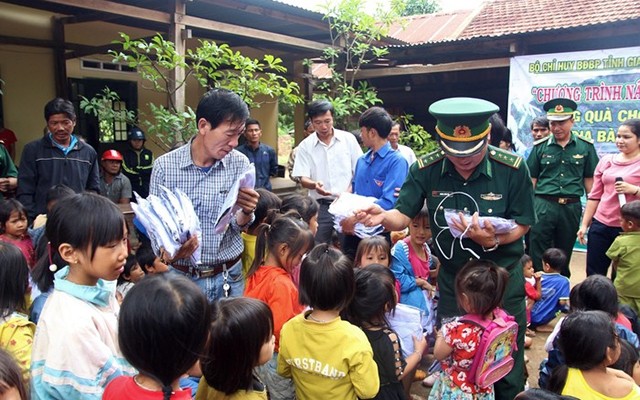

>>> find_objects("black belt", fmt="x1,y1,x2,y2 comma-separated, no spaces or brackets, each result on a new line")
536,195,580,205
172,255,241,278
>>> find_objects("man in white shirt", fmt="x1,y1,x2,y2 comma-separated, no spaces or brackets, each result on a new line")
292,100,363,244
389,122,417,167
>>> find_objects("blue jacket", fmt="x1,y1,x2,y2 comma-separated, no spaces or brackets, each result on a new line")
236,143,277,190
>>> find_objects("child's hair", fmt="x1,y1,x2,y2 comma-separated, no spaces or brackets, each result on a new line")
299,244,354,311
412,203,430,225
45,184,75,210
520,254,532,267
201,297,273,395
455,259,509,316
117,255,139,286
570,275,619,318
0,199,26,233
32,233,57,293
280,194,319,225
548,310,618,393
542,248,567,272
248,212,314,276
34,193,126,274
620,200,640,225
119,274,210,400
0,348,27,400
344,264,397,328
0,242,29,318
353,236,390,268
247,188,282,232
135,243,157,274
611,338,639,377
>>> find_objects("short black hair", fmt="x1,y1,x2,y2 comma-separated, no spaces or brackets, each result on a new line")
621,200,640,225
119,274,210,398
245,118,260,128
344,264,397,328
530,116,550,130
299,244,354,311
117,255,139,286
0,199,27,233
558,310,618,369
520,254,532,267
196,88,249,131
45,184,75,206
0,242,30,318
201,297,273,395
571,274,619,318
307,100,334,120
135,244,158,273
280,194,318,225
44,98,76,121
304,119,313,131
359,106,393,139
542,248,567,272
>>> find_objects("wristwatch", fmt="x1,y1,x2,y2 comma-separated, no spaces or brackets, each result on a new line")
483,236,500,252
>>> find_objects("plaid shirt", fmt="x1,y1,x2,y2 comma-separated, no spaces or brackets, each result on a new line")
150,141,251,268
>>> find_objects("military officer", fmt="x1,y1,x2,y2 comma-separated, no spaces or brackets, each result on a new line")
527,98,599,276
357,97,536,400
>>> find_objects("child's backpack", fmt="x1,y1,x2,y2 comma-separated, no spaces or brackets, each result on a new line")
459,308,518,388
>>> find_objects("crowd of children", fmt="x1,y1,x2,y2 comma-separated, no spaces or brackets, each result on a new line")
1,185,640,400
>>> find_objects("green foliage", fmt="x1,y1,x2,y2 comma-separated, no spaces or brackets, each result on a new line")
308,0,404,129
398,114,439,157
400,0,440,16
79,88,137,143
79,33,303,150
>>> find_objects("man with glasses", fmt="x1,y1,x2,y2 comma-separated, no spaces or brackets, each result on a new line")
17,98,100,221
292,100,363,244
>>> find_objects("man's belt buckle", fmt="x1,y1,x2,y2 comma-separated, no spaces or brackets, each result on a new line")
558,197,568,205
197,267,220,279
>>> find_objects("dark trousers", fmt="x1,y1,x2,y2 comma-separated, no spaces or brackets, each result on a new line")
529,198,581,277
586,218,622,279
315,201,336,246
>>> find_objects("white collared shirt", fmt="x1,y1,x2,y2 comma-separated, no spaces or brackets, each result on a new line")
292,129,363,200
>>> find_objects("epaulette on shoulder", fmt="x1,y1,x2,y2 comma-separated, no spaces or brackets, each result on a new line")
575,134,594,144
533,136,550,146
489,146,523,169
417,148,445,169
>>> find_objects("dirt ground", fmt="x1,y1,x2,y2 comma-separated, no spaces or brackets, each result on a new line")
409,251,588,399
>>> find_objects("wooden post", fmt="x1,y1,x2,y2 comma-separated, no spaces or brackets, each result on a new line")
169,0,186,143
52,17,68,99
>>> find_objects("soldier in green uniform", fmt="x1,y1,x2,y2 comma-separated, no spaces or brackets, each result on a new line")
527,98,599,276
357,97,535,400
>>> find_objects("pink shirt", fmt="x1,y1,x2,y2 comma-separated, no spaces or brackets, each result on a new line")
589,154,640,227
0,235,35,267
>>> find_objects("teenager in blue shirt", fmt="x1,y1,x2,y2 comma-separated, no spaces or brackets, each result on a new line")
341,107,409,259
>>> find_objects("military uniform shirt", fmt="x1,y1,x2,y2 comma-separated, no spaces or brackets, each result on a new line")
527,133,598,197
395,146,536,318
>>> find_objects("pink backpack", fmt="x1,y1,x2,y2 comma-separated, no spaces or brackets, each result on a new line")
459,308,518,388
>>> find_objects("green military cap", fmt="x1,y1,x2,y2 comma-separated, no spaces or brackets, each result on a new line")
544,98,577,121
428,97,499,157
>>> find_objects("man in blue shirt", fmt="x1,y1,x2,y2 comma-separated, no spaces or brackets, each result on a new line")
341,107,409,259
236,118,278,191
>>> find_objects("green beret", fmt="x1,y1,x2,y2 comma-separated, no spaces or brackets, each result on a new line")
544,98,577,121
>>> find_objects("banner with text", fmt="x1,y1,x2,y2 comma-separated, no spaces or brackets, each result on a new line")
507,47,640,156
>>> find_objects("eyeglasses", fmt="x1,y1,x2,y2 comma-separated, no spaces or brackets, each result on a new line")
48,119,74,128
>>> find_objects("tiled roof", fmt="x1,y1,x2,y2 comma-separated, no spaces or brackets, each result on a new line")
388,0,640,45
460,0,640,39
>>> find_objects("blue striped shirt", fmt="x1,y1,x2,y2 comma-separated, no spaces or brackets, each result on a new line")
150,141,251,267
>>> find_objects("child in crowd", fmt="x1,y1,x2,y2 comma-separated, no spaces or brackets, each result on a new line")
29,184,75,248
607,200,640,314
0,243,35,382
277,244,380,400
390,205,438,334
354,236,391,268
280,194,319,236
0,199,35,268
29,236,55,324
242,188,282,277
530,248,570,329
344,265,427,400
0,348,28,400
244,213,314,400
611,339,640,385
522,254,541,337
30,193,136,399
116,255,145,300
539,274,640,389
103,274,210,400
548,310,640,398
429,259,510,400
136,243,169,274
197,297,274,400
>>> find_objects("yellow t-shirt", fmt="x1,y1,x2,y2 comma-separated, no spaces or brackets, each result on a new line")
562,367,640,400
241,232,257,277
195,376,267,400
0,312,35,382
